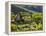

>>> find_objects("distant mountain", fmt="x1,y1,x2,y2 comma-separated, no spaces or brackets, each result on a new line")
11,4,43,13
25,5,43,12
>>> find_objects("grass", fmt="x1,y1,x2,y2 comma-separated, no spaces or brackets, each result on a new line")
11,12,43,32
